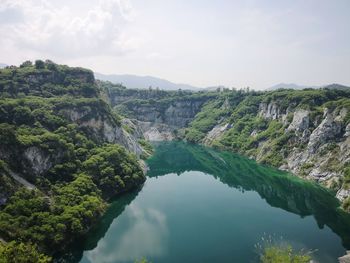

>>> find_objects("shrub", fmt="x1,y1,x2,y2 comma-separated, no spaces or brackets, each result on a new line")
260,245,312,263
0,241,51,263
35,60,45,69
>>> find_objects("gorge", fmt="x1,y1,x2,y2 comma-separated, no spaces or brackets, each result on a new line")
0,61,350,262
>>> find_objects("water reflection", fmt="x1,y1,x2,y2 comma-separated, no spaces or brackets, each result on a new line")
84,204,168,263
147,141,350,249
56,191,141,262
59,141,350,263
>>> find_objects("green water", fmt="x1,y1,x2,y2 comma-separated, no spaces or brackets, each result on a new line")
70,142,350,263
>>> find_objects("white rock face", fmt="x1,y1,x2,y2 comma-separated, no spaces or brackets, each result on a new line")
337,189,350,202
64,109,144,156
338,251,350,263
128,99,206,128
239,103,350,202
287,109,309,132
307,109,342,154
23,147,52,175
345,123,350,137
203,123,232,144
259,103,281,120
137,121,174,141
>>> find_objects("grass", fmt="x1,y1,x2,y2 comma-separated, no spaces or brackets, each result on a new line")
256,234,313,263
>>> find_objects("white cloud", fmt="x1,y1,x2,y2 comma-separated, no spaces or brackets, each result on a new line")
0,0,138,58
85,204,168,263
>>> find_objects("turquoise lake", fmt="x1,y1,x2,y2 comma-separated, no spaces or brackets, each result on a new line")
67,142,350,263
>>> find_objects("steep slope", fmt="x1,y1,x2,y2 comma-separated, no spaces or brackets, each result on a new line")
0,60,147,260
185,88,350,210
100,81,217,140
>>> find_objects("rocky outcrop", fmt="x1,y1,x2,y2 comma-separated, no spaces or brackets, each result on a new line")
287,109,309,132
307,108,343,154
63,109,144,156
163,100,204,127
259,102,281,120
203,123,232,145
8,170,36,190
339,251,350,263
137,121,174,141
110,96,210,141
128,99,206,129
337,189,350,202
23,147,52,176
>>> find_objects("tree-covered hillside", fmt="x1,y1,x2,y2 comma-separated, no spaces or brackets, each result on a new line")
0,61,145,261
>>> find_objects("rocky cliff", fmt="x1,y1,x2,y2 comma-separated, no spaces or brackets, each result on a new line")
198,89,350,208
0,62,147,203
257,102,350,197
102,82,215,140
109,86,350,208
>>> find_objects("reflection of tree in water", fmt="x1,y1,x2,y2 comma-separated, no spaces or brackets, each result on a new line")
55,189,141,263
147,141,350,249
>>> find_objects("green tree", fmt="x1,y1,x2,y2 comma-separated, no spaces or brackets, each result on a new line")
0,241,51,263
20,61,33,68
35,60,45,69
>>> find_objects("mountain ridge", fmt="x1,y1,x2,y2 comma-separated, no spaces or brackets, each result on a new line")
95,72,200,91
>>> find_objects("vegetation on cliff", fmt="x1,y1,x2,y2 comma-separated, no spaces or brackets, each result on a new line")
112,83,350,211
0,61,145,261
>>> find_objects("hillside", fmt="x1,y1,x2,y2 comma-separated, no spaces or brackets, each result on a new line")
95,72,200,91
106,83,350,212
0,60,148,261
1,61,350,262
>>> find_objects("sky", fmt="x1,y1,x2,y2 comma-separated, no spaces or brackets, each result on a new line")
0,0,349,89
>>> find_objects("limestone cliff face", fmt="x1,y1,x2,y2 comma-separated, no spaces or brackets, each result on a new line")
126,99,205,128
62,108,144,157
202,100,350,203
107,90,210,140
258,102,349,201
258,102,282,120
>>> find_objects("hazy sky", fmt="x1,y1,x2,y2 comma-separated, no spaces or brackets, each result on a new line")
1,0,349,89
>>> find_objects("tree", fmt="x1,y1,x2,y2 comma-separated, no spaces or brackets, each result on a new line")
35,60,45,69
45,60,57,71
20,61,33,68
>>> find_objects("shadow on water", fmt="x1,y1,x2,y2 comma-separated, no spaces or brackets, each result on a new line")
55,189,141,263
147,141,350,249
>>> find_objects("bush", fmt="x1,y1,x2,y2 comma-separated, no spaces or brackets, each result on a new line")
260,245,312,263
0,241,51,263
35,60,45,69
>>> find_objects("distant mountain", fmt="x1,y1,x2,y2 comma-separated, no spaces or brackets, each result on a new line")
268,82,350,91
0,63,8,69
322,83,350,90
267,83,318,90
94,73,200,91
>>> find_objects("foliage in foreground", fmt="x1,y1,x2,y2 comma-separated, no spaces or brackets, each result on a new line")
260,245,312,263
0,241,51,263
